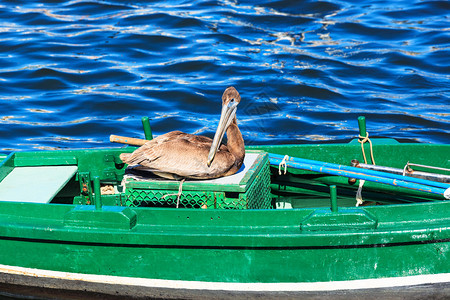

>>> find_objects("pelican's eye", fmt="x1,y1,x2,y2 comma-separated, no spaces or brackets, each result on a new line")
230,98,235,103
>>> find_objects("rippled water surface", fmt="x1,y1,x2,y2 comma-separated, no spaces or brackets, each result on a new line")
0,0,449,151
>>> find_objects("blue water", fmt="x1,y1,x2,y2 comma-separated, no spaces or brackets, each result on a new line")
0,0,449,152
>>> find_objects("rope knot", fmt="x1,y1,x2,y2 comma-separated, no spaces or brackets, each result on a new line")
358,132,370,144
278,155,289,175
357,132,375,165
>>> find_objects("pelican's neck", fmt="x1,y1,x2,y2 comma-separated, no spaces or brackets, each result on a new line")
226,118,245,167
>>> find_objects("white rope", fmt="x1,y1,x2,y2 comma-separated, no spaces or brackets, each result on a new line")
355,179,365,207
122,172,186,208
162,179,185,208
356,131,376,206
278,155,289,175
402,162,409,176
121,172,150,192
445,188,450,200
406,162,450,172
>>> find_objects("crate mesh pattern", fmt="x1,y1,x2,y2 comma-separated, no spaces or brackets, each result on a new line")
124,162,271,209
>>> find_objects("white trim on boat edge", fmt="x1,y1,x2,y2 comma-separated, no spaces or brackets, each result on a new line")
0,264,449,292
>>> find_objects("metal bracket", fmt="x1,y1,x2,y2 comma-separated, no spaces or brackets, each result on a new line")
78,172,92,205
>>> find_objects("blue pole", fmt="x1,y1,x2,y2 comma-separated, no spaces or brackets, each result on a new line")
269,153,449,189
269,154,450,199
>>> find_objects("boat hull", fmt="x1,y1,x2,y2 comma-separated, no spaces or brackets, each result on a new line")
0,202,449,298
0,141,449,298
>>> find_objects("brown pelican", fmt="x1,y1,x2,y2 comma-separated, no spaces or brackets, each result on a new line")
120,87,245,180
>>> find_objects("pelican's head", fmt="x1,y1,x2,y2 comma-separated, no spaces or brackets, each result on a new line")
207,87,241,167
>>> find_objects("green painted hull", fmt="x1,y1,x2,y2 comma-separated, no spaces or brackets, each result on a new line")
0,139,449,298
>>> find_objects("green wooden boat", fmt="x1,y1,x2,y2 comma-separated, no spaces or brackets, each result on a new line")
0,120,449,299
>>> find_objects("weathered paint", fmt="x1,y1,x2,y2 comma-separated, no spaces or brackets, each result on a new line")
1,263,449,292
0,140,448,291
0,200,448,283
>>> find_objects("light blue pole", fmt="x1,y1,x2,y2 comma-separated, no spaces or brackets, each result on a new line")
270,153,449,189
269,153,450,199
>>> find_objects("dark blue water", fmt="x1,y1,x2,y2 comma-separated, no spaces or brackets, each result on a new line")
0,0,449,152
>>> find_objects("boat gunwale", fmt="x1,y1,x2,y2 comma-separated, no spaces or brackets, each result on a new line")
0,141,448,250
0,200,449,249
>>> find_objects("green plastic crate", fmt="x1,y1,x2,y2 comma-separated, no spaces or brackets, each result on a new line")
123,150,271,209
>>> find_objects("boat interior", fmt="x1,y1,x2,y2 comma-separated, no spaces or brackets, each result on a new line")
0,137,448,210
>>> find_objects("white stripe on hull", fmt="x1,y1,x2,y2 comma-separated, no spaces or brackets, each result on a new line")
0,264,449,292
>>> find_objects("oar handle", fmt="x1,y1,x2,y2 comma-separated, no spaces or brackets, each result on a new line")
109,135,147,146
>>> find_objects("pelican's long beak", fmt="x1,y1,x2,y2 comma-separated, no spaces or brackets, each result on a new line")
207,100,238,167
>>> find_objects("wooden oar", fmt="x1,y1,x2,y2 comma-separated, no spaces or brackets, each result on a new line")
110,135,147,146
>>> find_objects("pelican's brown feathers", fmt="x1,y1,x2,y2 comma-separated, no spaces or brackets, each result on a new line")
120,87,245,180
